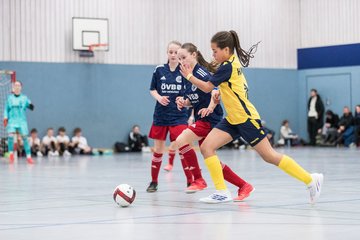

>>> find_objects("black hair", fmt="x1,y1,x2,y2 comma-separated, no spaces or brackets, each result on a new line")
211,30,260,67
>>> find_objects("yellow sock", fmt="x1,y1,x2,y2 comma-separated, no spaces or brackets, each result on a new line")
278,155,312,185
204,155,227,190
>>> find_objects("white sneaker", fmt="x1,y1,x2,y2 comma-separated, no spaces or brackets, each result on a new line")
64,150,72,156
349,143,356,149
53,151,60,156
142,147,151,153
36,151,43,157
307,173,324,204
199,189,232,204
48,151,54,157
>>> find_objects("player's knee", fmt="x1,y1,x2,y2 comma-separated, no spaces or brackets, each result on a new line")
153,141,165,154
153,147,164,154
200,142,214,158
261,149,279,165
175,133,188,149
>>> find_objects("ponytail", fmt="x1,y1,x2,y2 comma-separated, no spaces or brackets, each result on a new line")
196,50,218,73
211,30,260,67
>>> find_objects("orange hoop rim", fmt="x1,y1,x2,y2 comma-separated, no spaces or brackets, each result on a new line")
88,43,108,52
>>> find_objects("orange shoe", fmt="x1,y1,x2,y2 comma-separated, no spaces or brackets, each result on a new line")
163,164,173,171
233,183,255,202
9,153,14,164
185,178,207,193
27,157,35,164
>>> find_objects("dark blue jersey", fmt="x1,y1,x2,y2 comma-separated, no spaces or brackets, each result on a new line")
184,64,223,127
150,64,188,126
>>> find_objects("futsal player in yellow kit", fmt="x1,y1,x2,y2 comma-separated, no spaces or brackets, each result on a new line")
180,30,324,204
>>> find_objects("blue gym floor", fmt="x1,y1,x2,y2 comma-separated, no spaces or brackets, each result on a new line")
0,147,359,240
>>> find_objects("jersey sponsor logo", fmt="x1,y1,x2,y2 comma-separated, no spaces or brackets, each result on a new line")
160,76,166,81
161,83,182,91
191,84,197,92
176,76,182,83
187,93,199,101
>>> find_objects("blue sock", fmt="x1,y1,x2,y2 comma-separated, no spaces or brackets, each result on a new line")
8,136,14,152
22,136,31,157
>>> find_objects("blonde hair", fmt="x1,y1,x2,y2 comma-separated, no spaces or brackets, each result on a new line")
167,40,181,49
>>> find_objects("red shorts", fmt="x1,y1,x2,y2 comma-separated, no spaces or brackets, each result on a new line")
149,124,188,142
188,120,212,146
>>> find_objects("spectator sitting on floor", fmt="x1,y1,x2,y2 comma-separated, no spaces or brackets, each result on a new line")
42,128,59,156
318,110,339,145
278,120,301,146
28,128,42,157
71,127,92,155
56,127,72,156
332,106,354,147
128,125,149,152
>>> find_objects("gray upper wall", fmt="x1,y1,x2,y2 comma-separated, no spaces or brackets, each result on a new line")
1,0,359,68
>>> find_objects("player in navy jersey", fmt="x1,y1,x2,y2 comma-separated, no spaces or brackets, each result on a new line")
146,41,193,192
174,43,254,201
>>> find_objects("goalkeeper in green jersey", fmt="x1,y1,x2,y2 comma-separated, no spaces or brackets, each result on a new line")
3,81,35,164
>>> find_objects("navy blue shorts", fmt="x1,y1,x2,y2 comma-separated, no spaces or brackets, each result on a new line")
215,118,266,147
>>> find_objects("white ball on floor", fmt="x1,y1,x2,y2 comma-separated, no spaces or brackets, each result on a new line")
113,184,136,207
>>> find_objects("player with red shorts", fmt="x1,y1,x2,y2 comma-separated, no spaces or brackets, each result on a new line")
146,41,193,192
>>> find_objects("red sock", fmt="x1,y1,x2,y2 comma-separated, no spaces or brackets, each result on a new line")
179,144,202,180
168,150,176,165
151,152,163,183
179,153,194,184
222,162,246,188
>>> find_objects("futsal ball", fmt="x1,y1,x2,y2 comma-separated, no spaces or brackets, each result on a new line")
113,184,136,207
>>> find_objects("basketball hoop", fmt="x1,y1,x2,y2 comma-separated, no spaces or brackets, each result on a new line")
89,43,108,52
79,43,108,58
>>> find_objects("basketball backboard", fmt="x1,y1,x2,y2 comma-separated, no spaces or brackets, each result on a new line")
72,17,109,51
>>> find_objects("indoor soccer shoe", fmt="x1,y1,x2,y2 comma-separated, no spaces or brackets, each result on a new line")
64,150,72,156
163,164,173,171
185,178,207,193
307,173,324,204
27,157,34,164
233,183,255,202
9,153,14,164
199,190,232,204
146,182,158,192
